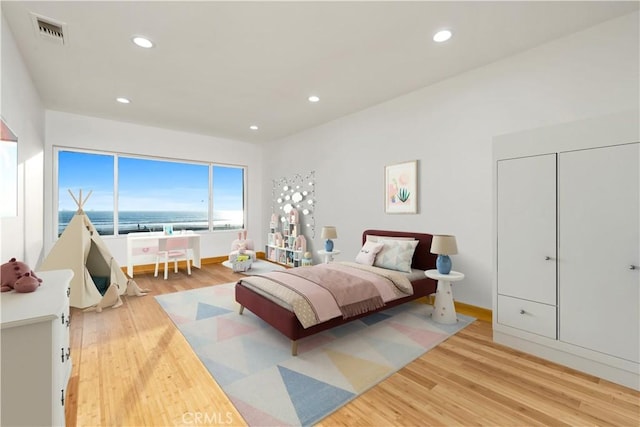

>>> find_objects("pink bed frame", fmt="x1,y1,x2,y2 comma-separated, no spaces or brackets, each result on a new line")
235,229,438,355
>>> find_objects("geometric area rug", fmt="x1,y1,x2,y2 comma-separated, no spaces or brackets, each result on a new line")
155,283,475,426
221,259,286,275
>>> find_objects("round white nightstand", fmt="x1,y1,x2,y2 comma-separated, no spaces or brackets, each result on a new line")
425,270,465,324
317,249,340,264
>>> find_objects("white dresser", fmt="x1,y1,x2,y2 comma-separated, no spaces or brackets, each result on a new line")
493,111,639,391
1,269,74,427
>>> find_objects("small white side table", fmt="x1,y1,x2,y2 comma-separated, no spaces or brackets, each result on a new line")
317,249,341,264
425,269,465,324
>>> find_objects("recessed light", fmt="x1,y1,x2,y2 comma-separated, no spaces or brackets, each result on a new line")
433,30,452,43
249,125,259,131
308,95,320,103
116,97,131,104
132,36,154,48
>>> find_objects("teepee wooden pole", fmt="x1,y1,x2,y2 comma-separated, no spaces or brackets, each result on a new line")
68,189,93,213
68,189,81,210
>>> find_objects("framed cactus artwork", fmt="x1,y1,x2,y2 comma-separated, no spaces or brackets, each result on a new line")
385,160,417,214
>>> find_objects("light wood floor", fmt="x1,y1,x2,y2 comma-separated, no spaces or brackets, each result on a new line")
66,263,639,426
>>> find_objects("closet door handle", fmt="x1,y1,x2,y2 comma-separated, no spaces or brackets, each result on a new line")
545,256,551,261
630,265,637,270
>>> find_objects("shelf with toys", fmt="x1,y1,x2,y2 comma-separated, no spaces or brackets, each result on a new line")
266,208,309,267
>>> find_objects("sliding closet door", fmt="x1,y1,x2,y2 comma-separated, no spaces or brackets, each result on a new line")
559,143,639,363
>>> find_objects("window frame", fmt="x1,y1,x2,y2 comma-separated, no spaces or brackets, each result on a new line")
53,146,248,238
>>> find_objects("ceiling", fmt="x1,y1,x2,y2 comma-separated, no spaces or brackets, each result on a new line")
2,1,638,143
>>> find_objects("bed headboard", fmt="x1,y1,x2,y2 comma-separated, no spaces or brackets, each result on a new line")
362,229,437,271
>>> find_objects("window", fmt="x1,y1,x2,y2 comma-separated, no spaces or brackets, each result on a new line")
118,157,209,234
58,150,114,235
213,165,245,230
56,148,246,236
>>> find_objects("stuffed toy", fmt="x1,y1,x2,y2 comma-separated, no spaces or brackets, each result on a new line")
13,272,41,293
1,258,42,293
229,230,257,265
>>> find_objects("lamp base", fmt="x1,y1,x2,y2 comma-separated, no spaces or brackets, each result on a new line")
325,239,334,252
436,255,451,274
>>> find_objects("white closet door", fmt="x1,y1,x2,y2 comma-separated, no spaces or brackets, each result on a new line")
559,143,639,363
497,154,557,305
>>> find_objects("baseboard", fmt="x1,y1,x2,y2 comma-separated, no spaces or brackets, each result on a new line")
455,301,492,323
121,255,492,323
423,295,492,323
494,330,639,391
123,252,267,276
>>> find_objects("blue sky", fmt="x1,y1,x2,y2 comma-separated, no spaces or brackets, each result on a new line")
58,151,243,212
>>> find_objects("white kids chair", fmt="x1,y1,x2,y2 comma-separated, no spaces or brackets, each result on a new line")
155,236,192,280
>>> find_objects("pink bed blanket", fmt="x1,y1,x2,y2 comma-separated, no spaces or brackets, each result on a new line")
254,263,385,321
287,263,384,317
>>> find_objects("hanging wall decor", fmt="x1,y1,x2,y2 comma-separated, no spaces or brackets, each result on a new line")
272,171,316,238
385,160,418,214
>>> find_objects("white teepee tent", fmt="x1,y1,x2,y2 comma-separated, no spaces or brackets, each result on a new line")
39,190,149,311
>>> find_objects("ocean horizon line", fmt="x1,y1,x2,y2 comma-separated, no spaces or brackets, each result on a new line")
58,209,243,235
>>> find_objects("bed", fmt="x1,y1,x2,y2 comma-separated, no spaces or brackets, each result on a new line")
235,229,438,355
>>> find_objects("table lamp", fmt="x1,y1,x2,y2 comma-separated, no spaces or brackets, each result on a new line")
430,234,458,274
321,226,337,252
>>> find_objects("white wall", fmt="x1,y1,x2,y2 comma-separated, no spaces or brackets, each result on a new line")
44,111,264,266
4,10,638,308
0,14,46,266
263,11,640,309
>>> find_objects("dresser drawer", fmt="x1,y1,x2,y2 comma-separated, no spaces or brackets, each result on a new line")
497,295,557,339
1,270,73,427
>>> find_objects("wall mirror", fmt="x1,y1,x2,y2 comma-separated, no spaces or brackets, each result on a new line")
0,117,18,218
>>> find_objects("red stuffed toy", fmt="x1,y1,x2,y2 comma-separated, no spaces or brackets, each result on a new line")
1,258,42,293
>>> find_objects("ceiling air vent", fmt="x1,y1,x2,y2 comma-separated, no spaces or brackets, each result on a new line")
30,13,67,45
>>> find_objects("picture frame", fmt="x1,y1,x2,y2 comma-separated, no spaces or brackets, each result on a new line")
385,160,418,214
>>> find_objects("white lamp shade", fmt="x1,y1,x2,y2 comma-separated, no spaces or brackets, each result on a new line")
321,226,338,239
430,235,458,255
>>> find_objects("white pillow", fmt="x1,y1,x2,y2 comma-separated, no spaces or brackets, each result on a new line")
373,239,419,273
366,234,416,243
355,241,384,266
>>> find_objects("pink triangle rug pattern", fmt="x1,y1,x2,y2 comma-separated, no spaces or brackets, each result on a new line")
155,283,474,426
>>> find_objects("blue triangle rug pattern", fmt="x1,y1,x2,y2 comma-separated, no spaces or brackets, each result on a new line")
155,283,474,426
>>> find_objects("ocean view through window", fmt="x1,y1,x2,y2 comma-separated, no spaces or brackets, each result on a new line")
56,149,245,236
